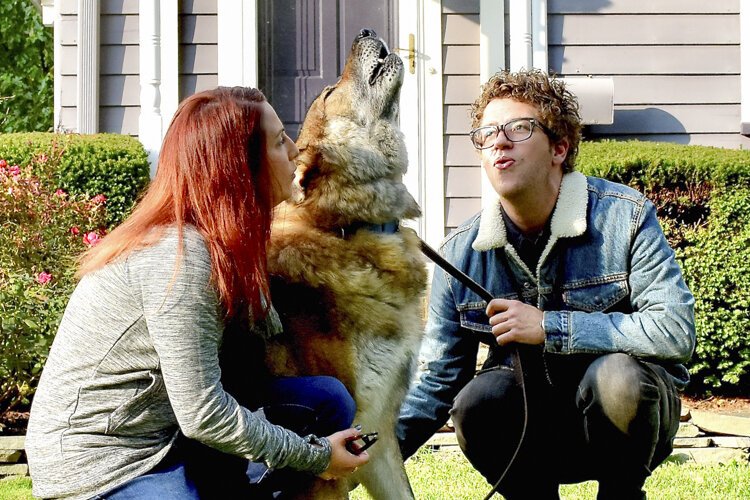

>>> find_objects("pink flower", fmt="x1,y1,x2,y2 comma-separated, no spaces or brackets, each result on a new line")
0,159,6,168
9,165,20,177
83,231,101,246
36,272,52,285
55,188,67,197
91,194,107,204
70,226,80,236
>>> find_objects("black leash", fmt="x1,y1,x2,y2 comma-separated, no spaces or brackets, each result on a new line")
418,239,528,499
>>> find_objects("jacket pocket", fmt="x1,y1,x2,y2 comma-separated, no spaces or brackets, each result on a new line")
562,276,629,312
458,304,495,344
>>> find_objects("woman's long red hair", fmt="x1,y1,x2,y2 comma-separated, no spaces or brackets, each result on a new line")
78,87,273,320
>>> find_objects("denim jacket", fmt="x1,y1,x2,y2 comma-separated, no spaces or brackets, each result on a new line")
397,172,696,458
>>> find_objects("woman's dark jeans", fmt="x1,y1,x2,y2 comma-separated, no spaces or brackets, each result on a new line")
450,352,681,500
99,375,355,499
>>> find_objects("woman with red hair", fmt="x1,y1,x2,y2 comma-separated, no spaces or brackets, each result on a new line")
26,87,368,499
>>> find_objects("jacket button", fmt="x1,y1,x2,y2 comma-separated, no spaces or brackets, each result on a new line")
523,282,532,289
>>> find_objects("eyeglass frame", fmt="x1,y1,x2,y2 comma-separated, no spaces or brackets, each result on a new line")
469,117,557,150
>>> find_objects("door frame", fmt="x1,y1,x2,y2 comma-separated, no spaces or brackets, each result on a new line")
216,0,444,245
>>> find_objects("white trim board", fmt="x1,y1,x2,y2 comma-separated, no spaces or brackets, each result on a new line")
217,0,258,87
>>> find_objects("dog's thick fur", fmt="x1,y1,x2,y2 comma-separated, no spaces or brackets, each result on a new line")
265,32,427,499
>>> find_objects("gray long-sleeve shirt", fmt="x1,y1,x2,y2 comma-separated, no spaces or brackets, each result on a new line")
26,226,330,499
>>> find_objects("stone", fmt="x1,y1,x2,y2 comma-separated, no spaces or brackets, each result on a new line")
669,447,749,465
0,450,21,463
426,432,459,447
680,404,691,422
672,437,712,448
676,422,702,438
712,436,750,449
691,410,750,437
0,463,28,477
0,436,24,450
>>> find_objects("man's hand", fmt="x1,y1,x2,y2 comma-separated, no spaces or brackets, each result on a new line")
486,299,544,346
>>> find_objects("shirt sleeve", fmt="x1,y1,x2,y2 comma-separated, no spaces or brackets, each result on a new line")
397,262,479,459
127,226,331,474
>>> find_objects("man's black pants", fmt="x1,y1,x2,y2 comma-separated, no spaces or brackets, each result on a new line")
450,351,681,499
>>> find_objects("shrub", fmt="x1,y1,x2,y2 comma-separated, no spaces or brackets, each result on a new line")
0,133,149,418
0,157,108,416
0,132,150,226
579,141,750,395
0,1,53,132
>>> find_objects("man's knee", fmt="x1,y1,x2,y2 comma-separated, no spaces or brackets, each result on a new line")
578,353,655,434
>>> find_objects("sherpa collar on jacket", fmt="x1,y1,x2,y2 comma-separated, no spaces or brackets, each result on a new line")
472,171,589,254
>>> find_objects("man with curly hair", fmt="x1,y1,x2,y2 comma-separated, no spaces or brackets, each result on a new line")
397,69,695,499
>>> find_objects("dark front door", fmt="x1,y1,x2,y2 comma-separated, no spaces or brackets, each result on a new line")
258,0,398,140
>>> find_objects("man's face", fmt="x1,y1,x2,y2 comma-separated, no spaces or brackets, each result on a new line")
478,98,568,203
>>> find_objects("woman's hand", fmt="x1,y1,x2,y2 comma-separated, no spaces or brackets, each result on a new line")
486,298,545,346
318,428,371,480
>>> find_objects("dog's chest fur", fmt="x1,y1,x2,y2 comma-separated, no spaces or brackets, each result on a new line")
265,221,426,396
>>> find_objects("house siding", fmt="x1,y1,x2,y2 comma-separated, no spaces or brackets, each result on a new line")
56,0,218,136
442,0,483,233
179,0,218,101
549,0,748,148
99,0,139,135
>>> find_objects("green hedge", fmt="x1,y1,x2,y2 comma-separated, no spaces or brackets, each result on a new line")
579,140,750,395
0,133,150,418
0,132,150,226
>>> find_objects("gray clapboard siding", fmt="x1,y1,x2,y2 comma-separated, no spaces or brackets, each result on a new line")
445,135,478,167
550,46,739,75
613,76,739,105
589,105,739,135
549,14,739,45
180,45,218,76
548,0,738,15
180,75,219,100
100,107,139,136
446,167,482,198
180,0,217,15
447,198,481,227
445,105,473,134
180,14,217,44
178,0,218,101
101,0,138,15
100,45,139,76
100,75,140,106
443,14,479,45
442,0,479,14
443,46,480,75
445,75,481,105
100,14,138,45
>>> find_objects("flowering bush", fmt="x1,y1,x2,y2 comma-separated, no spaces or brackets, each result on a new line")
0,153,108,416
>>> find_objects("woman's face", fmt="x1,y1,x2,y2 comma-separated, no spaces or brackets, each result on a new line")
260,101,299,206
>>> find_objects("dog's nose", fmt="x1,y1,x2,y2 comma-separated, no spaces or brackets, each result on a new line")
358,28,377,40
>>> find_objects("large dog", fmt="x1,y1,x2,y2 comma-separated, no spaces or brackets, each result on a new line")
265,29,427,499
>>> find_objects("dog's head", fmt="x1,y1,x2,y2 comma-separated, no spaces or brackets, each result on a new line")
288,29,421,229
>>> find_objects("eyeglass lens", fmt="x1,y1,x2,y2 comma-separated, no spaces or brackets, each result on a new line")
471,119,535,148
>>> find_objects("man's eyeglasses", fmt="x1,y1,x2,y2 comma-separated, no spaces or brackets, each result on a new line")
469,118,555,150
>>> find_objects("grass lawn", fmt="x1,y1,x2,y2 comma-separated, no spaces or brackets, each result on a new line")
3,451,749,499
